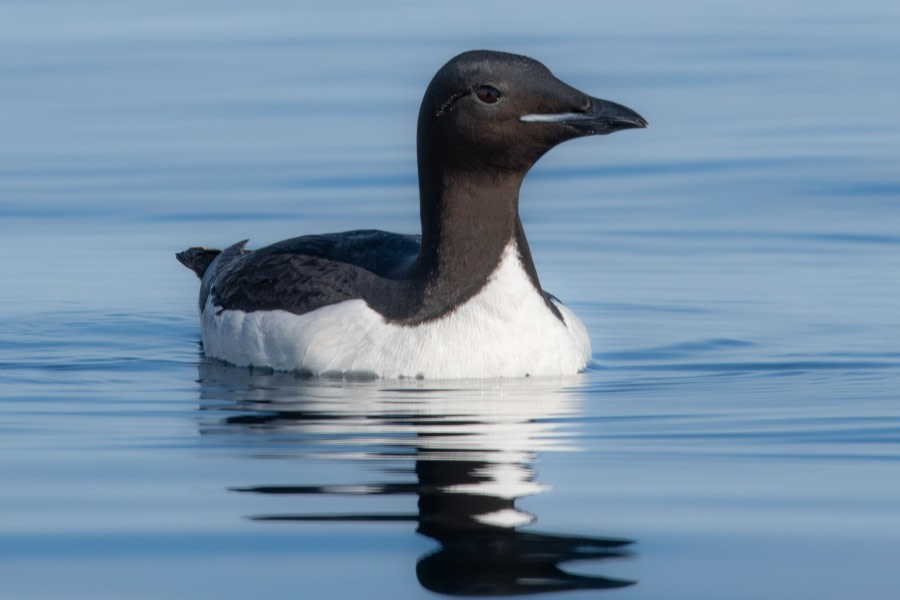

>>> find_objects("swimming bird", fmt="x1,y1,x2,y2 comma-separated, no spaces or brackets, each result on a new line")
177,50,647,379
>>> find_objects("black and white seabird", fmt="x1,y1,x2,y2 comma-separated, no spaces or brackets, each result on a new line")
177,50,647,379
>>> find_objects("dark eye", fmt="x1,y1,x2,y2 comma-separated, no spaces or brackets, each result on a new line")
475,85,501,104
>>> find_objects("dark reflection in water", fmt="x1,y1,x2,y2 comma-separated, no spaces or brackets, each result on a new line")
198,360,636,596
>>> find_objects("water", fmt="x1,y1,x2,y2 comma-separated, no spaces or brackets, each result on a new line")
2,1,900,598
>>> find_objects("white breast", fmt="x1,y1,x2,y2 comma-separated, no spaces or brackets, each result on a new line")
200,243,591,378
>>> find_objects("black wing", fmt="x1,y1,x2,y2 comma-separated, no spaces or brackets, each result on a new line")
263,229,420,278
199,230,421,317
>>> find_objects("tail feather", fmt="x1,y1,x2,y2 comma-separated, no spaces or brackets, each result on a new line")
176,247,221,278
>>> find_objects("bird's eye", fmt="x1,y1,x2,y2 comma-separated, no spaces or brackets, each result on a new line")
475,85,501,104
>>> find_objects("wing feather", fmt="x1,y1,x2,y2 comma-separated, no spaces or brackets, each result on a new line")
199,230,420,317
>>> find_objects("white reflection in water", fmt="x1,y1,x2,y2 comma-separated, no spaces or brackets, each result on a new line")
198,359,635,596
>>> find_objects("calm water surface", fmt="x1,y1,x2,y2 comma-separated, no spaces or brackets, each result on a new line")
2,1,900,598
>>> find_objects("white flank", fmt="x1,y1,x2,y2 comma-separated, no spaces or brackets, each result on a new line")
201,243,591,379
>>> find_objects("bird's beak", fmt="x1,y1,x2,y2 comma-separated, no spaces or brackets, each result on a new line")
520,96,648,135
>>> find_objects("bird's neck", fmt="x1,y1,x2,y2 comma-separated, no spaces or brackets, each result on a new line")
408,164,545,320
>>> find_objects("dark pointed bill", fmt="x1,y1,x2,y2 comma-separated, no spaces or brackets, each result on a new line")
520,96,648,135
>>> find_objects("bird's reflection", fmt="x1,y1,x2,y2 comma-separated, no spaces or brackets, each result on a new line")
198,359,637,596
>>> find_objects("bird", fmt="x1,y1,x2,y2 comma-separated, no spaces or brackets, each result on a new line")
177,50,647,379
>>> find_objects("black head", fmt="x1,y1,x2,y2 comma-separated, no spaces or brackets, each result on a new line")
417,50,647,174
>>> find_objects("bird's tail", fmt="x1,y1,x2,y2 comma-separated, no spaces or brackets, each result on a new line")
176,247,221,279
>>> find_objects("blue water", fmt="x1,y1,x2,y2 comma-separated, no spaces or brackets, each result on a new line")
2,1,900,598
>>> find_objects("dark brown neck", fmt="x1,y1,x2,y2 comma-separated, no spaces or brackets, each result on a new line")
404,162,542,322
418,165,522,265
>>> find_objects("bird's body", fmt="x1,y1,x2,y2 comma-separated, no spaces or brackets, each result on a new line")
178,50,646,379
195,239,589,378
